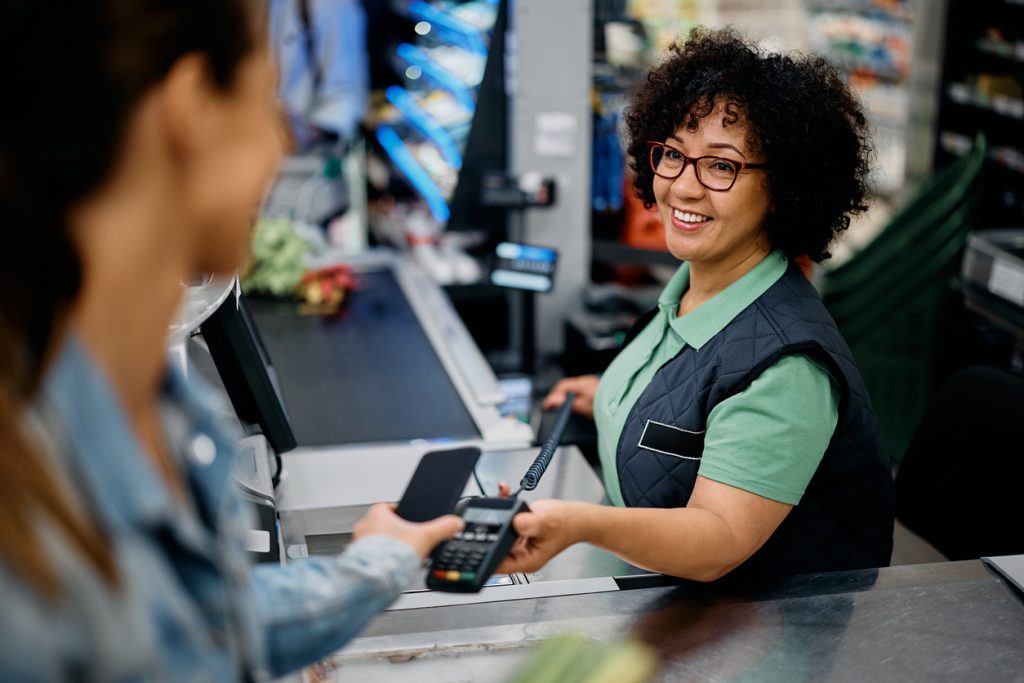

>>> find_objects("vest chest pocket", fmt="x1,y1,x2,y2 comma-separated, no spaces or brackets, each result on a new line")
638,420,705,460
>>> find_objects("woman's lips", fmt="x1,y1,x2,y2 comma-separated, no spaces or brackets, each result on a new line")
670,208,713,232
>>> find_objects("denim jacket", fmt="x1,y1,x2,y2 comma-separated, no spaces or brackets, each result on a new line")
0,338,421,681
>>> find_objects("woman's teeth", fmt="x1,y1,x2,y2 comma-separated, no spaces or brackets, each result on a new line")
673,209,711,223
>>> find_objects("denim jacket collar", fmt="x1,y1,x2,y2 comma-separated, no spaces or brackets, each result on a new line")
42,335,236,534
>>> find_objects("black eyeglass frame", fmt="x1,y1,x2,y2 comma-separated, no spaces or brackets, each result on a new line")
647,141,768,192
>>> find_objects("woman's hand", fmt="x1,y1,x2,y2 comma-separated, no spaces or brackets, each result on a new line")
495,499,587,574
542,375,600,419
352,503,464,560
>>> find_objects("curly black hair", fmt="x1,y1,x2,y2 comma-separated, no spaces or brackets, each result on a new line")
624,27,871,262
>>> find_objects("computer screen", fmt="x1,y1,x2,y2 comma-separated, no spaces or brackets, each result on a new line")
199,292,297,455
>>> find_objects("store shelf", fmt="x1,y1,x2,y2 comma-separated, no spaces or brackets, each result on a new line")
422,45,487,88
374,0,503,231
804,1,914,195
806,7,913,82
396,43,478,111
376,125,451,222
975,37,1024,64
385,86,463,168
805,0,914,23
940,130,1024,175
945,82,1024,120
392,0,499,31
406,1,488,56
937,0,1024,225
445,0,500,30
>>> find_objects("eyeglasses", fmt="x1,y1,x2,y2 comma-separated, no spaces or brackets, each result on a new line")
647,141,767,192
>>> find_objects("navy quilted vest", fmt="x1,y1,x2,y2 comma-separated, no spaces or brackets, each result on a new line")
616,262,895,580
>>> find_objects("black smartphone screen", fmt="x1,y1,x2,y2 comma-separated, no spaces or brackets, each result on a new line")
395,447,482,522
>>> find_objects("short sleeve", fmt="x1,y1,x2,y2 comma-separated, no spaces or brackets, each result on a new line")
697,354,840,505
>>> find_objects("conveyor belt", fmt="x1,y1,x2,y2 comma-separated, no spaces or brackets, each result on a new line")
248,268,479,446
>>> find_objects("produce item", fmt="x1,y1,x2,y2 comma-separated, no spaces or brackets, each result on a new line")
505,633,658,683
241,217,310,297
297,264,358,315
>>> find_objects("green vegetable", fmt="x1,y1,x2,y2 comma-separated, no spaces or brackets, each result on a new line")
241,217,310,297
505,634,658,683
505,634,589,683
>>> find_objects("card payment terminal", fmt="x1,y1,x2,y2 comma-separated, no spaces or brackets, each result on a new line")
426,497,529,592
425,391,576,592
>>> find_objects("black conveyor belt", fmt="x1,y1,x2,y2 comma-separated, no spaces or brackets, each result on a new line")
248,269,479,446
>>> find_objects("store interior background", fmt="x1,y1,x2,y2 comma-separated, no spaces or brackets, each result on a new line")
238,0,1024,568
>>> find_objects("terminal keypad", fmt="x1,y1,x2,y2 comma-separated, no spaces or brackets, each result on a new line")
430,523,500,583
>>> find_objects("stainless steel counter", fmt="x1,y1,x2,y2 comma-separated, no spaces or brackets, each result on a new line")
312,560,1024,682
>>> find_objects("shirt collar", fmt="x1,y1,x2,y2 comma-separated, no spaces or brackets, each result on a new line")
657,250,789,350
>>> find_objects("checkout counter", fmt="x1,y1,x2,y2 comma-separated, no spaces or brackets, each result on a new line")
332,558,1024,682
180,250,1024,682
251,252,647,596
178,249,643,593
248,250,532,449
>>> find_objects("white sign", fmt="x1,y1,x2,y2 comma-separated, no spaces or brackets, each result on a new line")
534,112,577,158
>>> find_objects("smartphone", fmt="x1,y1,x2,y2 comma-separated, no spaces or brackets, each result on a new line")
395,447,482,522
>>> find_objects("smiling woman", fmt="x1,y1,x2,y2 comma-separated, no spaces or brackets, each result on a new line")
647,106,775,290
626,28,872,265
528,27,894,585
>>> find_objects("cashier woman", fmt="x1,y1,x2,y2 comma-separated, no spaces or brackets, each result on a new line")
0,2,462,680
499,29,895,583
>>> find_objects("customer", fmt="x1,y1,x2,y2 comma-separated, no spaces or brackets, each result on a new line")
502,28,895,583
0,1,460,680
269,0,370,149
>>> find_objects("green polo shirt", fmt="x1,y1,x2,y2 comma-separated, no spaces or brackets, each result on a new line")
594,251,840,507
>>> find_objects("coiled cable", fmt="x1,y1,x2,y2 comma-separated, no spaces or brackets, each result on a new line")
517,392,575,493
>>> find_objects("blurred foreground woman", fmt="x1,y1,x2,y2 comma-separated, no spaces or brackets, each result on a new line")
0,2,461,680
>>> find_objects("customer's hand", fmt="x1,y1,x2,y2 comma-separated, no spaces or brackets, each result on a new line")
495,499,582,574
542,375,600,419
352,504,464,560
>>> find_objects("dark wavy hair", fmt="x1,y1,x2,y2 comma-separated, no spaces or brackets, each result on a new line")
0,0,260,597
624,27,871,262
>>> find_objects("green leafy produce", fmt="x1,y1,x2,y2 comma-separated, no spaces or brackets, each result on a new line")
505,633,658,683
241,217,310,297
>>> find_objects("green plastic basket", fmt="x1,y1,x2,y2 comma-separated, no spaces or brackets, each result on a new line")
842,280,948,463
821,134,986,464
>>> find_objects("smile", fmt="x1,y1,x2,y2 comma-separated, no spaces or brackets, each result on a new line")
672,209,712,224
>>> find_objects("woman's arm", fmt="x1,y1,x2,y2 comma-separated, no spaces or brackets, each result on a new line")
252,504,462,675
500,355,838,580
252,535,419,675
497,476,791,582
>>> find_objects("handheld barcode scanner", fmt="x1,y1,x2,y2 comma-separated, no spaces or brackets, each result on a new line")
426,393,577,593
